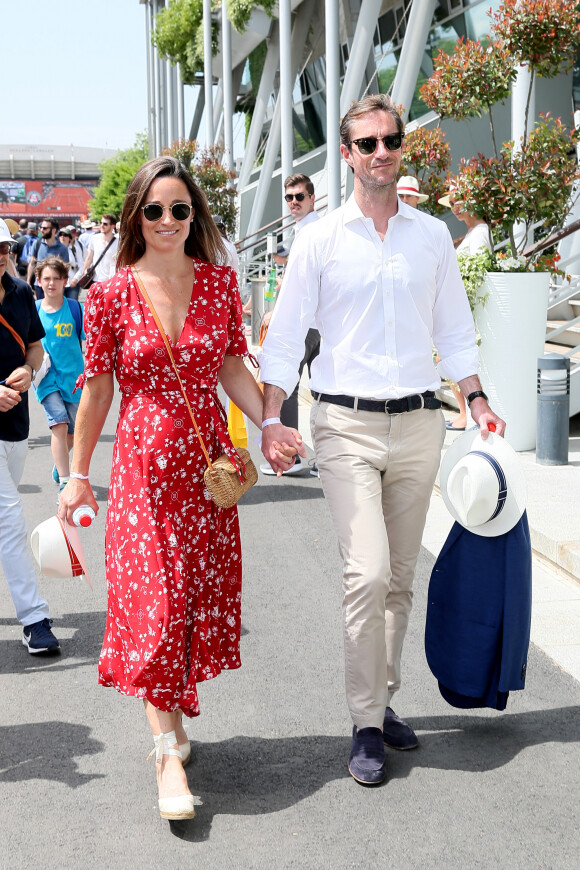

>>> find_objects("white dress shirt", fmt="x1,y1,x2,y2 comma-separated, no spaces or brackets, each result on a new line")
260,195,478,399
294,208,320,237
456,222,492,255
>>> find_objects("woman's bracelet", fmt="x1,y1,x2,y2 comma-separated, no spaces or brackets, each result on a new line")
70,471,90,480
261,417,281,429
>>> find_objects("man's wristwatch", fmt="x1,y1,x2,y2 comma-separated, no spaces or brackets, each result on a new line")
24,363,36,381
466,390,488,406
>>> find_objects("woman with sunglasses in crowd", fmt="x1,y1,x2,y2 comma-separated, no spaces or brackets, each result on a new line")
59,156,303,822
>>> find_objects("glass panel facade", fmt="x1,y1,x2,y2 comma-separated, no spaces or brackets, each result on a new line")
289,0,502,155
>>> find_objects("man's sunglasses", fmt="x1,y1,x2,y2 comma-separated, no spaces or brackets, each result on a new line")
284,192,309,202
349,133,404,155
141,202,193,222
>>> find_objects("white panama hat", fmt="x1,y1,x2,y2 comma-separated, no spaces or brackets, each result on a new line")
31,515,92,584
397,175,429,203
440,430,526,537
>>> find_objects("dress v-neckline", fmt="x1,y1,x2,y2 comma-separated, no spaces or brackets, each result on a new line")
133,264,196,346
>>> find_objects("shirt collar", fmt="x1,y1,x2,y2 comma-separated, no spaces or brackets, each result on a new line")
343,192,417,227
1,271,17,294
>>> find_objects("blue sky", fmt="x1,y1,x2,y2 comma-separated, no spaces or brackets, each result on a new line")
4,1,197,153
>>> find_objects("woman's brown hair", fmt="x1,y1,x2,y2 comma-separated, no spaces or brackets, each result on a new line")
116,156,226,269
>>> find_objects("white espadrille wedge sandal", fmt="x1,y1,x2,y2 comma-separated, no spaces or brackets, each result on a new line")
148,730,195,820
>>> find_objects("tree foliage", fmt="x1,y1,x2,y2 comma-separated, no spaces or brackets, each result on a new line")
227,0,276,33
400,126,451,216
153,0,219,84
153,0,277,83
419,0,580,263
492,0,580,80
89,134,149,220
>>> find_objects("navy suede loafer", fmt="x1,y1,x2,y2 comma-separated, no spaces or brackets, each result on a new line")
348,726,386,785
382,707,419,750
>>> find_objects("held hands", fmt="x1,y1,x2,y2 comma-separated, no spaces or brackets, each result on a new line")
469,398,506,439
261,422,307,477
58,478,99,525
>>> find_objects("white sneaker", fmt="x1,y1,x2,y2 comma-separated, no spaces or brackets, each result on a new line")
260,457,304,476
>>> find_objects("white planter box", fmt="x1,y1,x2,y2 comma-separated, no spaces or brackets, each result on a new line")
474,271,550,451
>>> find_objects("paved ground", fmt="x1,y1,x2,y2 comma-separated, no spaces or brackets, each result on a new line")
1,392,579,869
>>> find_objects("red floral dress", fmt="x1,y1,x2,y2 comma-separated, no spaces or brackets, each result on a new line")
79,263,248,717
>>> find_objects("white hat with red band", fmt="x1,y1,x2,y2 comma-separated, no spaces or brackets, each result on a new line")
397,176,428,203
31,515,92,584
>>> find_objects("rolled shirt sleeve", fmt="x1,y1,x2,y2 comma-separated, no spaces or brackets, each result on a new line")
432,229,479,384
260,231,320,398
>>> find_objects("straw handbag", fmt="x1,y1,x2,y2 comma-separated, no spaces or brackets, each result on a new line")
132,268,257,509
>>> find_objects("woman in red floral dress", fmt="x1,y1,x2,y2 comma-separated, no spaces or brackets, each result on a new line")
59,157,303,821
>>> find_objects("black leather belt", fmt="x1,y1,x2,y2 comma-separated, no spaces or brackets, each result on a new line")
311,390,441,414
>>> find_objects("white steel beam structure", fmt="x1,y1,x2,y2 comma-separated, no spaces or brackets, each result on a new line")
237,20,280,190
245,0,316,245
390,0,436,121
203,0,214,145
279,0,293,216
339,0,383,114
177,64,185,141
325,0,341,212
222,2,234,172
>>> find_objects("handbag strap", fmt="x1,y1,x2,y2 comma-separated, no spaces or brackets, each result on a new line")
0,311,26,357
130,266,215,472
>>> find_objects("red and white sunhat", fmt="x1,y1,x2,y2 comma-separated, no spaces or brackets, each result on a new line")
397,176,428,203
31,515,92,584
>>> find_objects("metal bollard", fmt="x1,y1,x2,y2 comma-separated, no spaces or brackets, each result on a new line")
536,353,570,466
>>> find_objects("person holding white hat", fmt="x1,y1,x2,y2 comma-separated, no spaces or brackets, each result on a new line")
396,175,428,208
0,218,60,654
260,94,505,786
426,427,531,709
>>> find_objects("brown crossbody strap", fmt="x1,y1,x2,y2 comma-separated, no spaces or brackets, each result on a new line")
0,312,26,357
131,266,215,472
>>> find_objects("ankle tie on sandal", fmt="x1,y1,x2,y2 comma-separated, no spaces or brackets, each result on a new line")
147,730,183,763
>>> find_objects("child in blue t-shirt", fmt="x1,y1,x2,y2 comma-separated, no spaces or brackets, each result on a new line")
34,256,85,491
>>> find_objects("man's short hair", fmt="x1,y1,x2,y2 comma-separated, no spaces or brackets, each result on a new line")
340,94,404,148
19,219,28,230
44,218,60,232
101,213,117,226
284,173,314,195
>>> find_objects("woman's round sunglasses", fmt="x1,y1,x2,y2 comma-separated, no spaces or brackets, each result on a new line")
349,133,404,155
141,202,193,222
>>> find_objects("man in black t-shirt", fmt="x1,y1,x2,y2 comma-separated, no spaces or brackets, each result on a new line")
0,222,60,654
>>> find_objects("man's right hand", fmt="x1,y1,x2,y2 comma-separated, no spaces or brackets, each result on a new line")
261,422,307,477
0,385,22,412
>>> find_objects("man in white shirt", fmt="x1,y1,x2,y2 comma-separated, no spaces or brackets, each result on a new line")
260,173,320,476
260,95,505,785
77,214,118,286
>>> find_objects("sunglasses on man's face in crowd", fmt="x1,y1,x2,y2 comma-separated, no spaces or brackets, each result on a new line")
0,243,12,255
141,202,193,222
349,133,405,155
284,192,309,203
